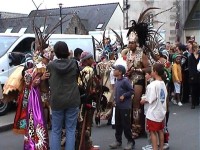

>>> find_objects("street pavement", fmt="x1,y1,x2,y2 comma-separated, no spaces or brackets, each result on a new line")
0,103,199,150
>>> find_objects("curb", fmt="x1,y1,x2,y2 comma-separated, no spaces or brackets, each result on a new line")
0,123,13,133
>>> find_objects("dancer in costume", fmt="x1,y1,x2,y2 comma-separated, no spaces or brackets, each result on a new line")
76,51,102,150
13,54,34,134
121,7,169,138
24,46,53,150
122,39,150,138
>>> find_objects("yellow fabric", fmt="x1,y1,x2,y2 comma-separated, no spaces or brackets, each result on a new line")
3,66,24,94
172,63,182,82
78,66,94,86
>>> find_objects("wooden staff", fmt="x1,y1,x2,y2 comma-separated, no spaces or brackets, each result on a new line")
78,110,87,150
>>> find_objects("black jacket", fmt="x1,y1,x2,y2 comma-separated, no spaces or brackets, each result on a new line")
188,53,200,83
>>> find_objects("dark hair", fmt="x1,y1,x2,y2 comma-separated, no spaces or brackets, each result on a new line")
178,44,186,52
54,41,69,58
153,63,165,77
74,48,83,58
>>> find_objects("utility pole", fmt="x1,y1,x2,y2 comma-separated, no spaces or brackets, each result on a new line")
59,3,63,34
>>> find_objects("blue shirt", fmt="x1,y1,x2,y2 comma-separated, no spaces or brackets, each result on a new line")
114,77,134,109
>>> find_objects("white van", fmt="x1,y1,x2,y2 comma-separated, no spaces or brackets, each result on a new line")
0,33,95,115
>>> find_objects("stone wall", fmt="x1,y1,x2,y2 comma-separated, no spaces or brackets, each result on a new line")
65,15,88,35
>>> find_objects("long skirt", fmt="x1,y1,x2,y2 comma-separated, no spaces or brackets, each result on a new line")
24,87,49,150
13,86,30,134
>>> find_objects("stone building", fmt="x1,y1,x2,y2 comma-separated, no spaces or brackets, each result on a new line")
123,0,199,44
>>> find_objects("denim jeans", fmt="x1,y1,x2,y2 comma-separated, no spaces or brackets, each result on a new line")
50,107,79,150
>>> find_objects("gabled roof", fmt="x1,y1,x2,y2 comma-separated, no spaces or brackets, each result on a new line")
0,3,121,33
184,0,200,30
28,3,120,31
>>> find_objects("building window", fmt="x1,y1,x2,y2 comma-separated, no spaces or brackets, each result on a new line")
18,28,27,34
75,27,78,34
5,28,13,33
96,23,104,29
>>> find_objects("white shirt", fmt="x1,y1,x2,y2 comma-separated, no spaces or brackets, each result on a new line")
146,80,167,122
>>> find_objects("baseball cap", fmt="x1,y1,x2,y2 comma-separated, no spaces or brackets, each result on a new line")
112,65,126,75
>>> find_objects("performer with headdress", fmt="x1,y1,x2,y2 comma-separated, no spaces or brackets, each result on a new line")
121,9,162,138
23,46,53,150
76,51,103,150
13,54,34,134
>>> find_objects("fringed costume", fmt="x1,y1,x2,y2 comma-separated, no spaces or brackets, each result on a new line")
124,7,165,138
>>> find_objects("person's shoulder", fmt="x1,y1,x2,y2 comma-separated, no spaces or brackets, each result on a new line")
122,77,130,82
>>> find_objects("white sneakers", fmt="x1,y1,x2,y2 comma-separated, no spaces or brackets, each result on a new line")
142,145,153,150
171,99,177,105
178,102,183,106
142,143,169,150
163,143,169,149
171,99,183,106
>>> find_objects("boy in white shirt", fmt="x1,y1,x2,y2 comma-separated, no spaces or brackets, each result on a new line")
141,63,167,150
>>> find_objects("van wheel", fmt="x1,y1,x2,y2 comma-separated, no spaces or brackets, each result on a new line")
0,101,10,116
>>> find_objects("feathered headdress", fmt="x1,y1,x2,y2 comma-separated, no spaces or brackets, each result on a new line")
127,7,160,48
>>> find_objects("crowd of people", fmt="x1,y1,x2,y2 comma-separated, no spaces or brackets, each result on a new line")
0,8,200,150
0,35,200,150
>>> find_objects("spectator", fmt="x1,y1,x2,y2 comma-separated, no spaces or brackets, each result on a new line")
179,44,190,103
171,54,183,106
73,48,83,63
140,63,167,150
47,41,80,150
109,65,135,150
188,42,200,109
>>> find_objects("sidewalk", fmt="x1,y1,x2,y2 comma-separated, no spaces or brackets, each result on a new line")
0,111,15,132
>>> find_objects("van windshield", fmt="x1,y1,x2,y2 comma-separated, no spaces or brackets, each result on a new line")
0,36,18,57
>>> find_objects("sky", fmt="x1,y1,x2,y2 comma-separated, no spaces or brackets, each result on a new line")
0,0,123,14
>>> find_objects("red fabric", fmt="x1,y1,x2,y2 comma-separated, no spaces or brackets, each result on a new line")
146,119,164,131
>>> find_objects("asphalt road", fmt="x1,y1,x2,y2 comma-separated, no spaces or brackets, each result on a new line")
0,103,199,150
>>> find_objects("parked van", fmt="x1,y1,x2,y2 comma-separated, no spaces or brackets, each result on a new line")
0,33,95,115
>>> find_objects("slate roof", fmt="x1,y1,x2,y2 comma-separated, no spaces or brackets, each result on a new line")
0,3,120,33
184,0,200,30
0,15,71,33
28,3,120,31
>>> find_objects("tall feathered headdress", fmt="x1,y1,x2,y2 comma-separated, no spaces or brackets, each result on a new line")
127,7,160,48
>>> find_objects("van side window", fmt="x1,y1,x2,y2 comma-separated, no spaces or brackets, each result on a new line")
9,38,35,66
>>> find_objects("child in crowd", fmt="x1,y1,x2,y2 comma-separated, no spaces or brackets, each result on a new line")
172,54,183,106
141,71,154,150
109,65,135,150
140,63,167,150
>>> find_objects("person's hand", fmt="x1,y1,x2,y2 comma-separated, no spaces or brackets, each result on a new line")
120,95,124,102
41,71,50,80
140,99,146,105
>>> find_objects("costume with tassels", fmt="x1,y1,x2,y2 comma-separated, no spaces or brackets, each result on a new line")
123,7,165,138
23,46,53,150
76,51,104,150
13,54,34,134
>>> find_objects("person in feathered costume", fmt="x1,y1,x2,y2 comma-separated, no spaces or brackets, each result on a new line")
23,46,53,150
76,51,104,150
121,8,163,139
